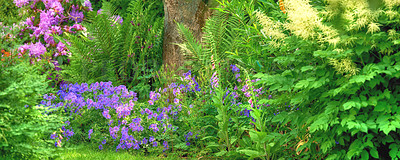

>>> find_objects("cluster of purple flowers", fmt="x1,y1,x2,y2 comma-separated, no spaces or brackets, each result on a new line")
12,0,90,77
184,131,193,146
42,80,184,152
40,65,283,153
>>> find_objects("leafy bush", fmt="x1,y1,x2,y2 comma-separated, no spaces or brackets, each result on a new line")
0,54,63,159
0,0,27,25
250,0,400,159
13,0,92,87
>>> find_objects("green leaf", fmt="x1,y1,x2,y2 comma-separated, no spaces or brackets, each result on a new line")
239,149,263,157
301,66,314,72
215,150,227,156
343,101,356,110
389,144,399,159
361,150,369,160
360,123,368,133
294,80,309,90
370,148,379,159
374,101,388,112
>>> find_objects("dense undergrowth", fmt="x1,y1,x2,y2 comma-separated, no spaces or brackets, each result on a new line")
1,0,400,159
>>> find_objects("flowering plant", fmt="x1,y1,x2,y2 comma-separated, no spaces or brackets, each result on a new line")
12,0,92,87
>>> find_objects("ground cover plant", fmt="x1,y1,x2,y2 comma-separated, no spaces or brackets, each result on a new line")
2,0,400,159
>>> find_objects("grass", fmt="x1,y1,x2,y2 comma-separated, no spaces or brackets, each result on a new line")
56,144,184,160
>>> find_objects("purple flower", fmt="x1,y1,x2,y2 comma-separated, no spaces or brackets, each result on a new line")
163,141,169,152
13,0,30,8
69,7,84,23
210,72,219,89
102,110,111,119
84,0,93,11
49,1,64,14
183,71,191,80
102,139,106,144
88,129,93,139
186,142,190,146
149,124,159,132
99,144,103,150
153,141,158,147
97,9,103,15
111,15,123,25
28,42,46,58
149,136,155,142
230,64,240,73
174,98,179,104
50,133,56,139
142,137,148,145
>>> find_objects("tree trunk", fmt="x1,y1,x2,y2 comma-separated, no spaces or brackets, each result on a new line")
162,0,212,75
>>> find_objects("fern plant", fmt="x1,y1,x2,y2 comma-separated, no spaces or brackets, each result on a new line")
58,1,163,99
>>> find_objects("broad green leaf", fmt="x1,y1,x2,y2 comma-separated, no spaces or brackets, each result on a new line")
370,148,379,159
239,149,263,157
361,150,369,160
294,80,309,89
301,66,314,72
374,101,387,112
360,123,368,133
343,101,356,110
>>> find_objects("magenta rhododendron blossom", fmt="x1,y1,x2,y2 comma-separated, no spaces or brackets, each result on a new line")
13,0,30,7
29,41,46,57
70,5,84,23
83,0,92,11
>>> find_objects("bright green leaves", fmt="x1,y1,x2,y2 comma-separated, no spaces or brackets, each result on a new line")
389,143,400,159
377,114,398,135
309,114,330,133
347,139,364,159
294,79,310,90
370,148,379,159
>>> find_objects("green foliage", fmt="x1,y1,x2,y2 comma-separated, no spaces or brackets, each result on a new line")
58,0,163,99
98,0,164,19
0,0,25,25
251,0,400,159
0,22,31,53
0,56,63,159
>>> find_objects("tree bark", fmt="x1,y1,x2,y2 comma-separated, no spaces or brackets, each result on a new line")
162,0,212,75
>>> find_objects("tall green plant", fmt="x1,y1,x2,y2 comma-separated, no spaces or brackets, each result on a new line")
59,1,163,99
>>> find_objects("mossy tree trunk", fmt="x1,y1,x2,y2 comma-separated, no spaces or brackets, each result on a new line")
162,0,212,75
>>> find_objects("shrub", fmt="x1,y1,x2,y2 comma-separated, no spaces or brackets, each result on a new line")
251,0,400,159
13,0,92,87
0,54,63,159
